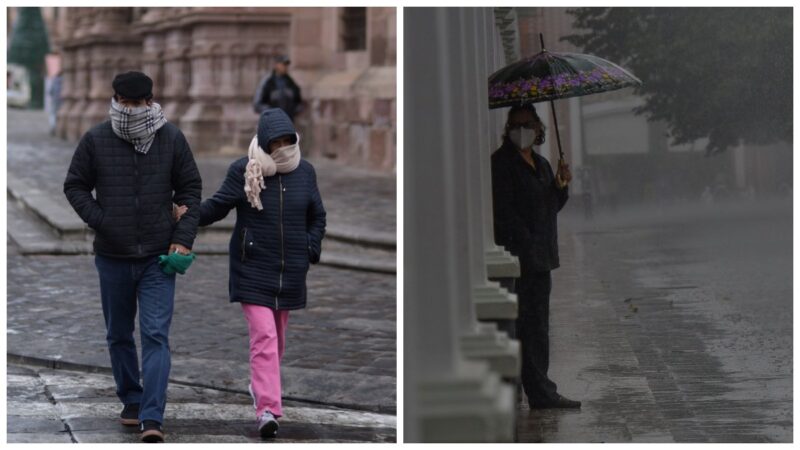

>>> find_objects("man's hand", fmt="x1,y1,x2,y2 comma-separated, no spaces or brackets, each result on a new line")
556,161,572,188
173,203,188,221
169,243,191,255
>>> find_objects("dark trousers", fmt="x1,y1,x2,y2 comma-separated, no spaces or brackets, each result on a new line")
516,270,559,404
95,254,176,424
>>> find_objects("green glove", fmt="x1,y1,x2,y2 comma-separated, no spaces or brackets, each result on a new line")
158,252,196,275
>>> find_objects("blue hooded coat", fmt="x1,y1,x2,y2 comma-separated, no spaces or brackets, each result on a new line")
198,110,326,310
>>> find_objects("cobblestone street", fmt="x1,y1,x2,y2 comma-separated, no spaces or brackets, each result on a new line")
8,363,395,443
517,201,792,442
6,109,396,442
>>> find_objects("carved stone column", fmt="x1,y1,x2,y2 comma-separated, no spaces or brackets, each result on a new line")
65,45,89,140
179,9,291,153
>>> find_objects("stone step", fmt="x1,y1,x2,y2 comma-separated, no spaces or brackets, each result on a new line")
8,173,395,251
7,174,397,273
7,190,395,273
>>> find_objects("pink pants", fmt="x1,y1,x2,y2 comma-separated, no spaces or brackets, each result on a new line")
241,303,290,418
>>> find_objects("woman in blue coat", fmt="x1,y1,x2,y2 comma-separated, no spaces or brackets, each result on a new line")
185,109,326,438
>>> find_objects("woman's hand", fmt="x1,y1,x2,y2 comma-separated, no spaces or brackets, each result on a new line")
173,203,189,221
556,161,572,188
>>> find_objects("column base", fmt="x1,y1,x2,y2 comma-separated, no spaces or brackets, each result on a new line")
460,322,520,378
473,281,517,320
416,360,515,442
485,245,520,278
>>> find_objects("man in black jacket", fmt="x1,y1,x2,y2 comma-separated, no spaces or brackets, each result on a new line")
491,104,580,409
63,71,202,443
252,55,303,120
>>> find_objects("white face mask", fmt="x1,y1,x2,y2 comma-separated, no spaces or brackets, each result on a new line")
510,128,536,149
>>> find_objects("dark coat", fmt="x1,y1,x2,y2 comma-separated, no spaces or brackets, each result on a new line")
198,158,326,310
252,71,302,119
491,140,568,272
64,121,202,258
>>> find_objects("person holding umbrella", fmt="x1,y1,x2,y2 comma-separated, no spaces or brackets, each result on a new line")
489,34,641,409
491,103,578,409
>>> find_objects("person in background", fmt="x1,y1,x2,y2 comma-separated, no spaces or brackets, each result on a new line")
63,71,202,443
252,55,303,121
46,70,62,135
491,103,580,410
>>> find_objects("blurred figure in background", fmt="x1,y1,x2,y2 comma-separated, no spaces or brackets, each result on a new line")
45,53,62,135
252,55,303,121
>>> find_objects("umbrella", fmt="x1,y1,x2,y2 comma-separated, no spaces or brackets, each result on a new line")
488,33,642,166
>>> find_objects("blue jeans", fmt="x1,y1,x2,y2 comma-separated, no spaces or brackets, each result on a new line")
95,254,176,424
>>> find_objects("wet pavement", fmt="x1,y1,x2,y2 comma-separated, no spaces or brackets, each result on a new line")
7,244,396,413
517,200,792,442
6,108,396,442
7,363,396,443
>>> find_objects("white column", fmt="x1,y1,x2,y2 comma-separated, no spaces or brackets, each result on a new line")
457,7,520,378
483,8,521,282
405,7,514,443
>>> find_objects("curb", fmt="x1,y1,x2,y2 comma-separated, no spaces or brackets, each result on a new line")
11,239,396,274
7,353,396,415
9,174,396,250
8,175,396,274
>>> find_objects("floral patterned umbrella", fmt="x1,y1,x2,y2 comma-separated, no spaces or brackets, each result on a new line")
488,34,641,161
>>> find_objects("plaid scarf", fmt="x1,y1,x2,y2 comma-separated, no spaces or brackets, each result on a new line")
109,98,167,154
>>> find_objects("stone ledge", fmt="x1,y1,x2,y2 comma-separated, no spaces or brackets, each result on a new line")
9,172,395,251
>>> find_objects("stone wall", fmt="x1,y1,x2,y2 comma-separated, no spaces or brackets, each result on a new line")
53,7,396,173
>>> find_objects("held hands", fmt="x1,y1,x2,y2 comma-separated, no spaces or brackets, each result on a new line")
556,160,572,189
173,203,188,221
169,204,192,255
169,243,191,255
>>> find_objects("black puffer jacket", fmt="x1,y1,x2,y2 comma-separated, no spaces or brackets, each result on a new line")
198,157,326,310
491,140,568,272
64,121,202,258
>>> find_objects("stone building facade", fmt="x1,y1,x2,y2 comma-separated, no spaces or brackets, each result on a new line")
47,7,395,173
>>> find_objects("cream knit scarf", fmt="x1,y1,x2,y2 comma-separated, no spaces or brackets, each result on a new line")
244,133,302,210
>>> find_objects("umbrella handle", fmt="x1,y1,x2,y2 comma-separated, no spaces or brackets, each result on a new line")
548,99,566,162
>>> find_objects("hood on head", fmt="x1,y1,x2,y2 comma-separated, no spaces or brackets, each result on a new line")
257,109,296,152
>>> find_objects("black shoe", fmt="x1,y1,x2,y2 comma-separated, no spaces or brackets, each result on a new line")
531,394,582,409
120,403,140,426
140,420,165,443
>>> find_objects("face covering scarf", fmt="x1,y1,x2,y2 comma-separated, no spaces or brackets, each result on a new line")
109,98,167,154
244,133,302,210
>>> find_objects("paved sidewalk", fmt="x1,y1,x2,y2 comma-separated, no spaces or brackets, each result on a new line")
7,245,396,413
6,108,396,416
516,201,792,442
8,364,395,443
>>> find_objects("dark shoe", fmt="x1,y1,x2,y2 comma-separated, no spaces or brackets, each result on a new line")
531,394,582,409
257,411,279,439
140,420,165,443
119,403,140,426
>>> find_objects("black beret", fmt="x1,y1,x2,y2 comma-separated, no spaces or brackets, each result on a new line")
112,71,153,100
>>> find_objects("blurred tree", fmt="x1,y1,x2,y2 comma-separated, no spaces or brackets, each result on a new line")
563,8,792,155
8,7,51,109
